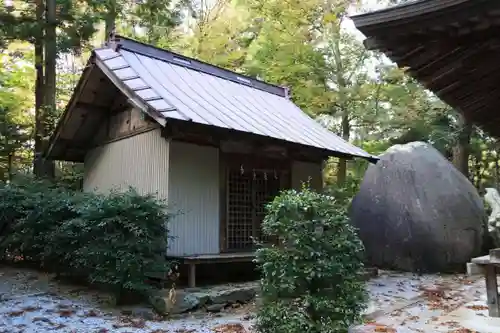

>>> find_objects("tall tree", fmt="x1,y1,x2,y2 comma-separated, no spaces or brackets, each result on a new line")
178,0,261,71
42,0,56,177
1,0,101,177
128,0,191,48
33,0,46,176
242,0,332,114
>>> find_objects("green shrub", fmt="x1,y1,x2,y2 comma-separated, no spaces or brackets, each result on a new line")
324,175,360,208
0,180,173,302
255,187,367,333
53,188,173,297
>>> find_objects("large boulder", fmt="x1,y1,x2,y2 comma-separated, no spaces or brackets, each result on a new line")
350,141,485,273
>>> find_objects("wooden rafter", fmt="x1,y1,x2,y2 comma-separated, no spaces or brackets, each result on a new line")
352,0,500,138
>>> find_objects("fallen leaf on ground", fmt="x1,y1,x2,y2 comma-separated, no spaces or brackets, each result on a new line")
22,305,41,312
7,310,25,316
466,305,488,311
32,316,65,329
212,323,247,333
57,309,75,317
83,309,100,317
373,325,396,333
113,316,147,329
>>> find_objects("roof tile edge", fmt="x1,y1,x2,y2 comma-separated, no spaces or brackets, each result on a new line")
113,35,288,98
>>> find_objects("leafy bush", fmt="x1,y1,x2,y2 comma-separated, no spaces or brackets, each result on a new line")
324,175,360,208
255,187,367,333
0,180,173,302
53,189,173,297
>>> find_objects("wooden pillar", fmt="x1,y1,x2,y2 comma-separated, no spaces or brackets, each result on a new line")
485,265,500,317
188,263,196,288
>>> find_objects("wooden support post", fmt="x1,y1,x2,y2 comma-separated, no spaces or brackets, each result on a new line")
490,248,500,264
485,265,500,317
188,263,196,288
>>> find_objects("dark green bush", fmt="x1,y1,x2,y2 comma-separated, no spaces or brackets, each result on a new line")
53,188,173,297
255,187,367,333
0,180,173,301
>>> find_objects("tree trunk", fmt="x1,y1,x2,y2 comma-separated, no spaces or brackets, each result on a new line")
104,0,117,41
42,0,56,178
337,111,350,186
7,153,13,182
495,146,500,188
33,0,45,176
452,113,472,179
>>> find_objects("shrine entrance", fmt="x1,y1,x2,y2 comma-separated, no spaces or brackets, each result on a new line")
223,155,290,252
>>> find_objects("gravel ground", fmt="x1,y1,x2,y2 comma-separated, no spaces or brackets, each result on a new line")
0,266,494,333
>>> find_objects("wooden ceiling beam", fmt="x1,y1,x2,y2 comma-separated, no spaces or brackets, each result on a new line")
408,46,485,84
448,74,500,107
431,58,500,100
417,50,498,91
466,98,500,124
75,101,109,112
462,87,500,112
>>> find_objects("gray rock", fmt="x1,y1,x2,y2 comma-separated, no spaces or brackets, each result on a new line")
149,290,201,315
191,292,210,307
209,286,257,304
350,142,485,273
131,307,156,320
121,306,156,320
206,303,225,313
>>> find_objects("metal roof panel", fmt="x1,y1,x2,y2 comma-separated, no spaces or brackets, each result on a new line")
95,40,376,160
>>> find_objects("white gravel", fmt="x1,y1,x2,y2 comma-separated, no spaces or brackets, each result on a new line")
0,293,252,333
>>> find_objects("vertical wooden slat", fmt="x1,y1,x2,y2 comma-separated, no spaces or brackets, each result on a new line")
219,152,227,253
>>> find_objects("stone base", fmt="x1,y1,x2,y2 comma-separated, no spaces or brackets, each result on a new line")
150,282,259,315
362,267,379,280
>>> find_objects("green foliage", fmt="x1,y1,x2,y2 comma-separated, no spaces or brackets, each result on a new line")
255,188,367,333
0,44,34,181
57,188,172,295
0,180,173,301
324,175,360,208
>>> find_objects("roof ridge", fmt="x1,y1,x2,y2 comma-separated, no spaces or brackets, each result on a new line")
113,35,289,98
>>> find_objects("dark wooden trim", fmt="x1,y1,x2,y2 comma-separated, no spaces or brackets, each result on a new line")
168,253,255,265
224,153,292,170
164,118,372,163
352,0,497,34
45,61,96,159
95,125,159,148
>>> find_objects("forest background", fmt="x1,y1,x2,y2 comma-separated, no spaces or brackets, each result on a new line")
0,0,494,194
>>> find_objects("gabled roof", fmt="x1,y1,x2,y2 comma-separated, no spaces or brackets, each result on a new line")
47,35,376,162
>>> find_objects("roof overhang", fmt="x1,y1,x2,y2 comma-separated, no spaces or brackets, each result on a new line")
351,0,500,136
46,36,378,163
